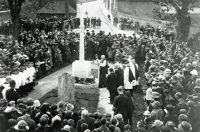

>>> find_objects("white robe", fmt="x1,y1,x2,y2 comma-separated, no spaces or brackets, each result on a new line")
124,62,139,90
2,83,10,101
11,74,21,89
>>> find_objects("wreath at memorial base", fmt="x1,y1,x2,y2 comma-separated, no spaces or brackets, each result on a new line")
75,77,95,85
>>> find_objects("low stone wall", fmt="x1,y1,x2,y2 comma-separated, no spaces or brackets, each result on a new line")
74,83,99,113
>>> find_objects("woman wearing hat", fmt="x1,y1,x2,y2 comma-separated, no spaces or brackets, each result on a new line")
150,101,164,121
178,121,192,132
14,120,29,131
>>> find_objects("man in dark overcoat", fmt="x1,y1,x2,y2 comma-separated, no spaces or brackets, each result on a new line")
107,68,118,104
6,80,19,103
113,86,129,124
115,63,124,87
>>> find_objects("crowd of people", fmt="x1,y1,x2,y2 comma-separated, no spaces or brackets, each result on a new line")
84,16,102,29
99,20,200,132
0,11,200,132
113,17,174,36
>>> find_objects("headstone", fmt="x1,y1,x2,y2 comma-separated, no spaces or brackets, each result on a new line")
58,73,75,103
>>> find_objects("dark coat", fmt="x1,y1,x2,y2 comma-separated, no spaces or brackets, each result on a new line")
6,128,18,132
18,115,36,132
113,94,129,117
106,72,118,91
115,68,124,87
123,90,135,115
34,126,48,132
117,121,125,132
163,113,178,126
76,116,95,132
5,89,19,103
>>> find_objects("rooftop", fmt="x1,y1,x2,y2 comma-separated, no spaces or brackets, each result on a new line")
37,1,77,14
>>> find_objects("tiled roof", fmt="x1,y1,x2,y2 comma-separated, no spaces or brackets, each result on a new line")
37,1,77,14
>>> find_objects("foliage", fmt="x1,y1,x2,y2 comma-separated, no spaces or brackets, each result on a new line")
152,6,176,23
150,0,199,41
0,0,9,11
150,0,199,21
20,0,54,19
0,0,53,18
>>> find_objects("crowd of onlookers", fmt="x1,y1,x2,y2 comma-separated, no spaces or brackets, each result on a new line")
0,12,200,132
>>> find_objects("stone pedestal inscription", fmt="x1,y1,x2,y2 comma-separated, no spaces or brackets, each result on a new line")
58,73,75,103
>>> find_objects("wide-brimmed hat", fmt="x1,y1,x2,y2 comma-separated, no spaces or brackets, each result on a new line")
114,113,123,121
151,101,161,108
194,86,200,93
152,92,160,99
9,101,15,106
178,114,188,122
195,78,200,85
143,111,151,116
164,68,171,74
190,69,198,76
62,125,70,131
33,100,41,107
52,115,61,124
186,101,195,107
14,120,29,130
66,103,74,111
165,104,174,111
178,121,192,132
153,120,163,128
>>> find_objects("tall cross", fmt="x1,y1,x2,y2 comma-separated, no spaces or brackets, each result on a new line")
79,5,85,61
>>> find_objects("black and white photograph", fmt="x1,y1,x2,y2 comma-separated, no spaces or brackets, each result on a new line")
0,0,200,131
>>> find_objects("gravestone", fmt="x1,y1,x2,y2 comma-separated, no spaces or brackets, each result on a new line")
58,73,75,103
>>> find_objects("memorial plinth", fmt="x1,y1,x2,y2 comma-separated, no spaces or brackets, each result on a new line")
72,60,92,78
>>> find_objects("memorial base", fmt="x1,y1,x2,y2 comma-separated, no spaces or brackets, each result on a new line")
72,60,92,78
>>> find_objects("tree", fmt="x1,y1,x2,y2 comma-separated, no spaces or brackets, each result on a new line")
4,0,52,39
7,0,25,40
151,0,199,42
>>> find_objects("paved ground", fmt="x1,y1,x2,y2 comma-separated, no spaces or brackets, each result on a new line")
24,0,137,115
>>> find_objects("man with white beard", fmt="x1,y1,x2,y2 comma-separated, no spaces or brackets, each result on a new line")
124,56,140,96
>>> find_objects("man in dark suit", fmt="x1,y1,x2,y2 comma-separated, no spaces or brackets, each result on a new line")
113,86,129,124
107,68,118,104
6,80,19,103
123,88,135,128
76,109,95,132
17,106,36,132
115,63,124,87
